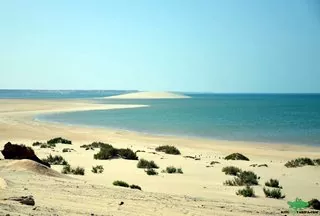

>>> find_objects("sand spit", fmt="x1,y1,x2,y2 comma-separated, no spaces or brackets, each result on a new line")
105,91,191,99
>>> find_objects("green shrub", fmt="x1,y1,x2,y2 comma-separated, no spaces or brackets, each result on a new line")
130,184,142,190
265,179,282,188
137,159,159,169
238,171,259,185
61,164,85,175
313,159,320,166
91,165,104,174
80,142,112,149
236,186,255,197
224,170,258,186
210,161,220,165
113,180,129,188
308,199,320,210
94,146,118,160
166,166,177,173
263,187,285,199
47,137,72,145
93,144,138,160
285,157,315,168
177,168,183,174
222,166,242,176
165,166,183,174
62,164,71,174
145,168,158,175
62,148,73,153
155,145,181,155
40,143,56,148
224,153,249,161
32,141,43,146
42,154,69,165
224,177,243,186
73,166,85,175
117,148,138,160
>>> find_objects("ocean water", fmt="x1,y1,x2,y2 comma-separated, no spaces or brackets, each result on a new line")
0,89,135,99
36,93,320,146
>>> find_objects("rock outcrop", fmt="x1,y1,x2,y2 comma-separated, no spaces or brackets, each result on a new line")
5,195,35,206
1,142,50,167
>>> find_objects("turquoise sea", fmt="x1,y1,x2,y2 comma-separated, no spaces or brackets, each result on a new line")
1,90,320,145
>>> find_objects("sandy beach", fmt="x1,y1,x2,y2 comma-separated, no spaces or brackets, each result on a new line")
1,98,320,216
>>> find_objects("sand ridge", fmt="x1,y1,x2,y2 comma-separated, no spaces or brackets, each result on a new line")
105,91,191,99
1,159,66,178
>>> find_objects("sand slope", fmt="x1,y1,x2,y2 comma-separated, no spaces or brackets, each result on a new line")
105,91,191,99
0,159,281,216
0,177,7,189
1,159,65,178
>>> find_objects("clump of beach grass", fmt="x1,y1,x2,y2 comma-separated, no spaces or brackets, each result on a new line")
284,157,315,168
42,154,69,165
145,168,158,175
137,159,159,169
61,164,85,175
164,166,183,174
47,137,72,145
224,171,259,186
265,179,282,188
35,142,55,148
93,143,138,160
80,142,112,149
222,166,242,176
224,153,249,161
91,165,104,174
113,180,129,188
155,145,181,155
112,181,142,190
313,159,320,166
32,141,45,147
130,184,142,190
263,187,285,199
236,186,255,197
62,148,73,153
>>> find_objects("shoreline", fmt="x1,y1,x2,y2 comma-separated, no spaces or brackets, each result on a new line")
1,98,320,215
36,113,320,148
1,98,320,154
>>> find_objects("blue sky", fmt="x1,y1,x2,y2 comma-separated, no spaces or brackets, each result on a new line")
1,0,320,93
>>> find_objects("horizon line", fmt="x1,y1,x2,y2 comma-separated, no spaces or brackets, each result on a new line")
0,89,320,95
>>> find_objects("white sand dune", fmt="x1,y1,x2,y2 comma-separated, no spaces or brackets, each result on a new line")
1,159,65,178
105,91,191,99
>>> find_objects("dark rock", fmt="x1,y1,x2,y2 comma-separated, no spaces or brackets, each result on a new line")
119,201,124,205
258,164,268,167
1,142,50,167
5,195,35,206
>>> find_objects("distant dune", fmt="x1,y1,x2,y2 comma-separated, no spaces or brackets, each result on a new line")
105,91,191,99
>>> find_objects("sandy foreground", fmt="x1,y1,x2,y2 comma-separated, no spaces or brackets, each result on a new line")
0,99,319,216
